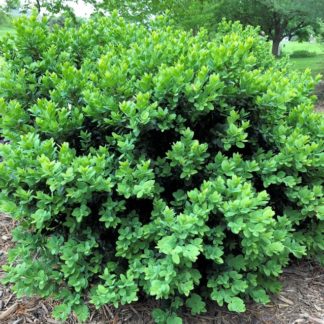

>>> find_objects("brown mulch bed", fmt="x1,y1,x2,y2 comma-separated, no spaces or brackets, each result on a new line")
1,213,323,324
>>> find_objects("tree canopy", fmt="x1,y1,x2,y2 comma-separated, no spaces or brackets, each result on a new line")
89,0,324,55
2,0,77,15
3,0,324,56
222,0,324,55
90,0,223,32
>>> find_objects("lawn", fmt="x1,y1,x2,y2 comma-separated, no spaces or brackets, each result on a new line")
0,24,14,39
281,41,324,77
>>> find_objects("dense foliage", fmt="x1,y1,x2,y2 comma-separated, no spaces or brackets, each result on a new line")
0,14,323,323
88,0,222,32
83,0,324,56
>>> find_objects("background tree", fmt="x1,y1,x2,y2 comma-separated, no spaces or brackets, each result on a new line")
222,0,324,56
0,0,15,25
3,0,20,11
90,0,223,32
161,0,222,33
26,0,72,14
3,0,77,16
89,0,324,56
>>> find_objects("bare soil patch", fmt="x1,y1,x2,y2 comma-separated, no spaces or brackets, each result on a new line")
1,213,323,324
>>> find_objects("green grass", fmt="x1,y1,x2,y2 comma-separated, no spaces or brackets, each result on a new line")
282,41,324,55
281,41,324,77
0,23,14,39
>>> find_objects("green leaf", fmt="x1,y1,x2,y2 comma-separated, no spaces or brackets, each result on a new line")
52,304,72,321
266,242,285,255
182,244,201,262
172,253,180,264
231,279,248,294
134,180,155,198
227,255,246,271
186,293,206,315
31,209,51,229
167,314,183,324
227,297,246,313
228,218,244,233
157,236,176,254
152,309,168,323
73,303,90,322
250,288,270,304
150,280,170,297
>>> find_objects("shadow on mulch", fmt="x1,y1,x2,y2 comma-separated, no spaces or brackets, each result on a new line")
0,213,323,324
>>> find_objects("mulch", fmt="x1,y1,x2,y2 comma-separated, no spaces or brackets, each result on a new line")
0,213,323,324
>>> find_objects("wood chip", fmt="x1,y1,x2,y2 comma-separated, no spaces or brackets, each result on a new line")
130,305,140,318
89,311,96,322
314,304,323,312
295,271,307,277
278,295,294,305
40,302,48,314
104,304,114,319
4,294,14,307
309,317,324,324
0,302,18,320
25,317,35,323
313,281,324,287
47,319,62,324
12,318,23,324
301,313,324,324
26,305,40,312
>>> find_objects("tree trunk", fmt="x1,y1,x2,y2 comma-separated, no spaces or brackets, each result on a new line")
272,38,281,56
271,14,284,57
35,0,41,13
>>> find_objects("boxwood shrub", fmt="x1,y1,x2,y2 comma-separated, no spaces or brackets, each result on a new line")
0,13,323,323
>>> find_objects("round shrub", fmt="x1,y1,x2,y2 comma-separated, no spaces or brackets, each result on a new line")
0,14,323,322
289,50,317,58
